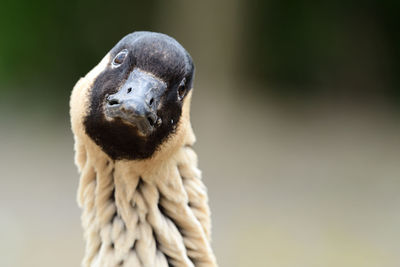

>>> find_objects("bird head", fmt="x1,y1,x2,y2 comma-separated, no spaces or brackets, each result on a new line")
70,32,195,161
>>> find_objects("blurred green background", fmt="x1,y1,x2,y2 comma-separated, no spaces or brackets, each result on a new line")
1,1,400,267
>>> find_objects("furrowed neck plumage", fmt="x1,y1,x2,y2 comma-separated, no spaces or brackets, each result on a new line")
72,85,217,266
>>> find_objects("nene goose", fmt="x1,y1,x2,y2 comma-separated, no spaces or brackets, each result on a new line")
70,31,218,267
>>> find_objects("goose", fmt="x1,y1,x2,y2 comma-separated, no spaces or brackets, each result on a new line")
70,31,218,267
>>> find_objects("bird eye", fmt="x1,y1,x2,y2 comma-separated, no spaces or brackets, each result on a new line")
112,49,128,67
177,78,186,100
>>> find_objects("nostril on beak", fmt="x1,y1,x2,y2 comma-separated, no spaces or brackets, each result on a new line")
127,88,132,93
107,97,120,106
147,115,156,126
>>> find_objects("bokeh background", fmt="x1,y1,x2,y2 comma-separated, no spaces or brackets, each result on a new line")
1,1,400,266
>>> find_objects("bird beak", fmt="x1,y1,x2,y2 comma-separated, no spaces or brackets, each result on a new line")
104,69,166,136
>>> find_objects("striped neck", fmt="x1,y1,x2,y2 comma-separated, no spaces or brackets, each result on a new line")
76,141,217,267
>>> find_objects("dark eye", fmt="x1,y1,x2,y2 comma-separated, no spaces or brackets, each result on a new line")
177,78,186,100
112,49,128,67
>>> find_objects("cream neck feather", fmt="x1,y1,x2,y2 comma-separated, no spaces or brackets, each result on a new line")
73,109,217,267
75,140,217,267
71,55,216,266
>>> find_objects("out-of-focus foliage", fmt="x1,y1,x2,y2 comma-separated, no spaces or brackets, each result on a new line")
246,0,400,100
0,0,157,114
0,0,399,112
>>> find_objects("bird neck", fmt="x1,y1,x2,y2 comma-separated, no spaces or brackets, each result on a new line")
75,139,217,267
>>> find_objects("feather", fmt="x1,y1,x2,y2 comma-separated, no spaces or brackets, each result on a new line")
70,32,217,267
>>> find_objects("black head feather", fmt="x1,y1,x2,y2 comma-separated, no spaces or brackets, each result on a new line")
83,31,194,160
